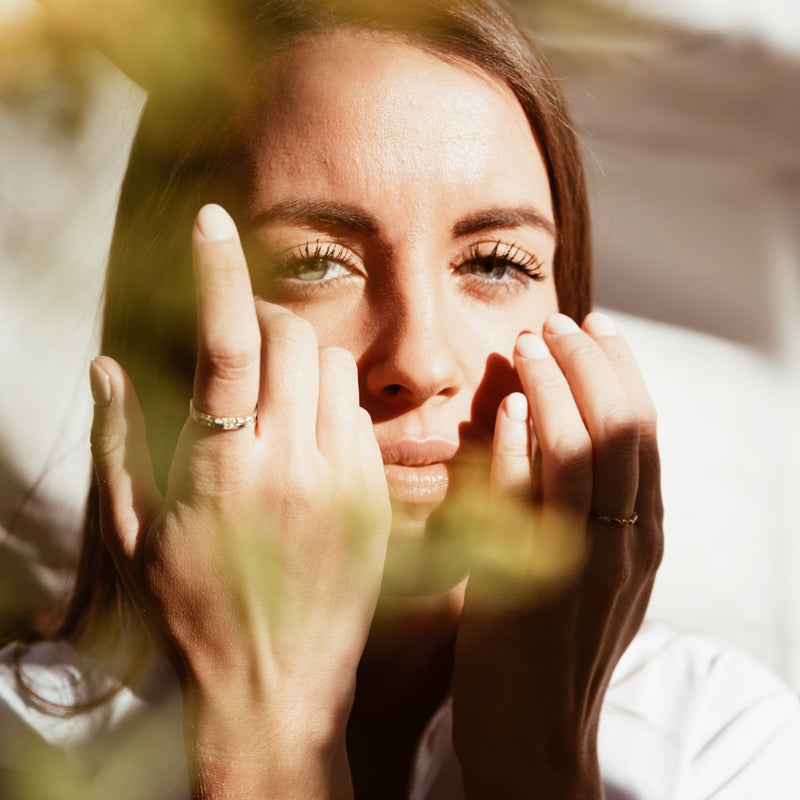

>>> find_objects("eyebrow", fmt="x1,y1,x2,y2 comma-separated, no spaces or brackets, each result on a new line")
246,200,379,235
245,200,556,240
452,207,556,239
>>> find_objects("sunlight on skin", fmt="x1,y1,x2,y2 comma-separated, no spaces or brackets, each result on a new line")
188,486,585,620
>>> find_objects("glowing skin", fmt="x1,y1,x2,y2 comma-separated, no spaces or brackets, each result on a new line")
89,29,663,798
240,32,558,543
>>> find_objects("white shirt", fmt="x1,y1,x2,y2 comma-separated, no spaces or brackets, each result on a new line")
1,623,798,799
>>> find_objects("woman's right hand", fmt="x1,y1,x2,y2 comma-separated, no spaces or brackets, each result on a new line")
88,204,391,799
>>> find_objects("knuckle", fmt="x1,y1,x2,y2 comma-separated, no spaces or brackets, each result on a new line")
90,428,123,464
642,531,665,575
532,370,568,396
282,478,316,511
200,337,260,383
320,345,356,375
638,410,658,443
563,339,604,372
277,456,319,508
594,553,633,594
495,438,530,461
548,431,592,477
268,312,317,350
599,404,640,447
612,558,634,590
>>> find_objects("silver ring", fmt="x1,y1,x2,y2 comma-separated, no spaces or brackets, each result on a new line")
590,510,638,527
189,399,257,431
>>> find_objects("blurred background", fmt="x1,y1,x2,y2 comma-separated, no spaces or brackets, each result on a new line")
1,0,798,688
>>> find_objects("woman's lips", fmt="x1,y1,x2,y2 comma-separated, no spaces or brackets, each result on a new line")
383,463,450,505
380,439,458,505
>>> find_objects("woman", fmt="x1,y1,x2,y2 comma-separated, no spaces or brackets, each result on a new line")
1,1,798,798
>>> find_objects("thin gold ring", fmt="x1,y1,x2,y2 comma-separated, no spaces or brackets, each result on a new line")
189,399,257,431
590,510,638,527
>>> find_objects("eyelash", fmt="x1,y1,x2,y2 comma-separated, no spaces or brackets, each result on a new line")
267,241,359,281
459,241,545,283
262,239,546,293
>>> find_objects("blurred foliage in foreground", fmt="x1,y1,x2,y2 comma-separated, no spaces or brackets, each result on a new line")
1,0,662,110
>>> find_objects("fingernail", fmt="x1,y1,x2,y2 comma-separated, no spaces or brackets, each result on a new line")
505,392,528,422
196,204,236,242
516,333,550,360
89,359,112,406
545,313,580,336
583,312,617,338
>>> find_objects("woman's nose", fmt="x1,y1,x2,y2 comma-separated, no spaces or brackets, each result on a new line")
362,295,463,407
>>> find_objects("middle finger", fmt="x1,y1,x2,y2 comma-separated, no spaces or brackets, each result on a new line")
513,330,592,515
254,300,320,453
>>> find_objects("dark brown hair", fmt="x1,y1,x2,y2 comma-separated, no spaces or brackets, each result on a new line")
56,0,592,675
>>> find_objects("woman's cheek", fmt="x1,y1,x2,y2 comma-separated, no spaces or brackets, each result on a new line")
454,352,521,446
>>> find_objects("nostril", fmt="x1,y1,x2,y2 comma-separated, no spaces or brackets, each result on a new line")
385,384,402,396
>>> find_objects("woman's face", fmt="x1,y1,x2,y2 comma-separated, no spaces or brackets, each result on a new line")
239,32,558,558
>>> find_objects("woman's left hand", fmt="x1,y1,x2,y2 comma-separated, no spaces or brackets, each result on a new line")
451,312,664,798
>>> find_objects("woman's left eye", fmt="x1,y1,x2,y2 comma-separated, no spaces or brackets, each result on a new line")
459,242,545,284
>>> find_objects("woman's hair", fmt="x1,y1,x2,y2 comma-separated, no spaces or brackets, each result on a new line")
53,0,592,673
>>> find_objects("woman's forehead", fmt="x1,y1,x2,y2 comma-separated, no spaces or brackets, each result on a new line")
258,29,515,109
239,30,553,230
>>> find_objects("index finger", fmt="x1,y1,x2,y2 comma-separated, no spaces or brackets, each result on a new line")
191,204,260,420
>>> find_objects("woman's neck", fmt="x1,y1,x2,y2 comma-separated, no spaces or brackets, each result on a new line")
347,582,465,799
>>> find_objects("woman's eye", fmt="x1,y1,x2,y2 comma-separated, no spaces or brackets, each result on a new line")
461,242,545,284
468,257,517,281
290,256,350,282
268,241,357,283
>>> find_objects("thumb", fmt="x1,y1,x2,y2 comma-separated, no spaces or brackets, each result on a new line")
89,356,162,565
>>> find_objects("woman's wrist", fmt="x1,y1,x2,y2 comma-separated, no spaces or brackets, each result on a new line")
183,685,354,800
459,754,603,800
456,722,603,800
187,735,353,800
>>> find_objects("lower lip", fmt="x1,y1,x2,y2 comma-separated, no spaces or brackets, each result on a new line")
384,463,450,505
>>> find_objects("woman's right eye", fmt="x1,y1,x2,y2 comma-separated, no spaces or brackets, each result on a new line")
268,241,357,283
289,256,350,282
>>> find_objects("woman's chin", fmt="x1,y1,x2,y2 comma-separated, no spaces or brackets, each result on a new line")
381,498,469,598
379,448,492,597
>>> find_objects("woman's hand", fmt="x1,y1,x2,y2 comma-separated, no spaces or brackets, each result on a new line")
451,312,664,798
89,204,391,799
